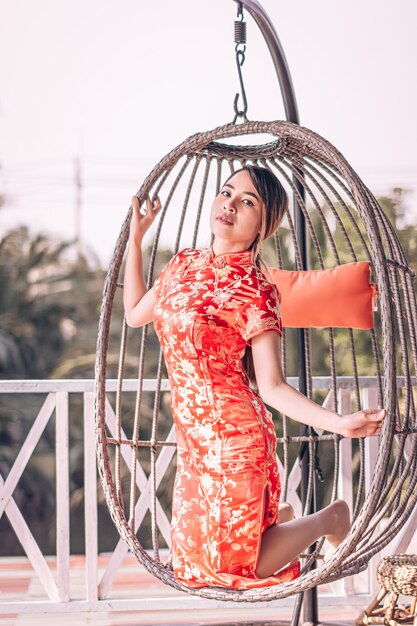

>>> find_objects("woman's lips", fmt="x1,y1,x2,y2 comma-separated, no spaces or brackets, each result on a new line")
216,216,233,225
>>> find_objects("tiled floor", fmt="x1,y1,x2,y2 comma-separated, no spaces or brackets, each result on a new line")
0,555,373,625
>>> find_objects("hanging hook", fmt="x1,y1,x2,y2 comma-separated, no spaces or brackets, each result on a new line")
232,3,248,124
233,47,248,124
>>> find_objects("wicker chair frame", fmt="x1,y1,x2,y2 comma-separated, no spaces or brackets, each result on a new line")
94,119,417,602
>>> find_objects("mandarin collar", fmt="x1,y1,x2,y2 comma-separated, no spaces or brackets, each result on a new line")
201,245,254,269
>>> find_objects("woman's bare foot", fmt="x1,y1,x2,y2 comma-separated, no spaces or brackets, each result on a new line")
324,499,351,549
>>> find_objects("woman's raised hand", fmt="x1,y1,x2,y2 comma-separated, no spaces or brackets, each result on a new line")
339,408,388,438
130,194,161,241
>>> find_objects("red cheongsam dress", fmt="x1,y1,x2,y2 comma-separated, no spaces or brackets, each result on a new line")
152,246,301,589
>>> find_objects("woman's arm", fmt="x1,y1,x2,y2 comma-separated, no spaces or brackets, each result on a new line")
251,330,386,438
123,195,159,328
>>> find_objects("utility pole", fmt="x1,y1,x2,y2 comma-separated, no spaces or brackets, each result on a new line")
74,155,82,255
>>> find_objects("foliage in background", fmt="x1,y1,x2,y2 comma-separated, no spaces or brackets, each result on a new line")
0,226,104,379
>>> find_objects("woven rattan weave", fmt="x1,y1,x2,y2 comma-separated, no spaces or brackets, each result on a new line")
94,119,417,601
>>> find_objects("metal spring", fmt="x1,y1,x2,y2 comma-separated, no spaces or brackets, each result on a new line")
234,20,247,44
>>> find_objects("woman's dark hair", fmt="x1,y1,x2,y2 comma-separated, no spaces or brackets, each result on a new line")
211,164,288,388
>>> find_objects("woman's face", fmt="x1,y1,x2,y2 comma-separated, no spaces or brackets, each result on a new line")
209,170,264,249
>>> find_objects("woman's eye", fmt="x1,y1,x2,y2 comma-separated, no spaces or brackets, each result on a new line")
220,190,229,197
242,199,254,206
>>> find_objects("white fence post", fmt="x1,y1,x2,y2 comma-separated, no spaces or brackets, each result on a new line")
337,385,355,596
338,386,354,513
363,386,380,596
84,392,98,601
56,391,70,602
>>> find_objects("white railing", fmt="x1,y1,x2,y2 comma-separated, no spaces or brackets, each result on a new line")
0,377,416,616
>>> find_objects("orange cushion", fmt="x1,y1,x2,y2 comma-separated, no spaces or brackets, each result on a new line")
266,262,378,330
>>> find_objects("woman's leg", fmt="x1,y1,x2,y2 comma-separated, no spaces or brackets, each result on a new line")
255,499,350,578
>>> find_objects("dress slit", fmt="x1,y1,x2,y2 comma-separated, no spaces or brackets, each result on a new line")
252,484,269,579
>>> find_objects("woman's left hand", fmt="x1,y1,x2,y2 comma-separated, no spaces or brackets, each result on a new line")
339,408,387,438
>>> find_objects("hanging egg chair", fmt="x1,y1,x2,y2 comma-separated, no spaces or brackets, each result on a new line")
94,0,417,606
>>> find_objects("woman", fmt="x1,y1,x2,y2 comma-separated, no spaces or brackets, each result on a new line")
123,165,386,589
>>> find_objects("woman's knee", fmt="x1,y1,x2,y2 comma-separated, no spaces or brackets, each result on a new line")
278,502,294,523
321,499,350,534
329,499,350,522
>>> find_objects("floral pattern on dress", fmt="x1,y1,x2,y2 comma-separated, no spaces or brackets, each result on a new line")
152,246,301,589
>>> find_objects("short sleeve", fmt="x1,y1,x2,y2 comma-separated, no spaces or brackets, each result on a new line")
235,283,283,343
153,252,181,301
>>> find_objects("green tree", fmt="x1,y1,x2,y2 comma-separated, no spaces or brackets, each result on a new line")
0,226,104,379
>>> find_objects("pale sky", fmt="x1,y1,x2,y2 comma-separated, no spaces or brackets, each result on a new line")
1,0,416,264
